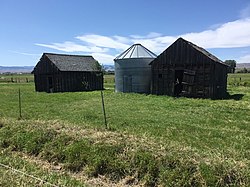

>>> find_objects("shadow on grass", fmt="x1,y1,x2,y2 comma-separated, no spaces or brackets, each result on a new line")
224,93,244,100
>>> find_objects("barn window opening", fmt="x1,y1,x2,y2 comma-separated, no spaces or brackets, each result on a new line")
174,70,184,96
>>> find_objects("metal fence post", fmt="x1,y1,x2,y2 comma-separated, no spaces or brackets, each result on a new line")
101,90,107,129
18,88,22,119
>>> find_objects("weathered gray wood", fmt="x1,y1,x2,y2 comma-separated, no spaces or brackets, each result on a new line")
33,54,103,93
150,38,228,99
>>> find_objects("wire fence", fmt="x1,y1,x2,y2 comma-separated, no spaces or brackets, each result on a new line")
0,162,63,187
0,77,34,83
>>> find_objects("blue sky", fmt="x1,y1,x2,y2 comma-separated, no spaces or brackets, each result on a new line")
1,0,250,66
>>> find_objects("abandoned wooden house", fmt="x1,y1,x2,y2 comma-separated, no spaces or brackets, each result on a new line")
33,53,103,93
150,38,228,99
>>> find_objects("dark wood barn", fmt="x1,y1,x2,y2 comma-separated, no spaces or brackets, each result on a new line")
150,38,228,99
33,53,103,93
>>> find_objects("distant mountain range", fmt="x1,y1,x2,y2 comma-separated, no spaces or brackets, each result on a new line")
0,63,249,73
0,66,34,73
236,63,250,69
0,65,115,73
103,65,115,72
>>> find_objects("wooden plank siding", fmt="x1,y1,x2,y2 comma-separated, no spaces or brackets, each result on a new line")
150,38,228,99
33,53,103,93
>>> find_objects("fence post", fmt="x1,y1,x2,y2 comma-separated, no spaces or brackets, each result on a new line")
18,88,22,119
101,90,108,129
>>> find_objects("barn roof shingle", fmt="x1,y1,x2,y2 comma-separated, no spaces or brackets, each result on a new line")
180,38,226,65
43,53,101,72
178,38,227,66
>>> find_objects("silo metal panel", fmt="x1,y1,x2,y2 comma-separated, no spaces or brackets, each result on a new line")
114,43,157,94
123,75,132,92
114,58,154,94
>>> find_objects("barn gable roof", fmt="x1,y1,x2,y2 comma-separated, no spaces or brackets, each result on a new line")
180,38,226,65
42,53,101,72
151,38,227,66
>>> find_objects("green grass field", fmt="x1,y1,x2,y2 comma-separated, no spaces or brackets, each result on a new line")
0,73,34,83
0,73,249,186
228,73,250,87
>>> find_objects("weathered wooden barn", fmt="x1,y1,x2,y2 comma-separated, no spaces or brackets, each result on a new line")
33,53,103,93
150,38,228,99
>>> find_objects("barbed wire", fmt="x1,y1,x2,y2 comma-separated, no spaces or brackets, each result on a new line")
0,162,63,187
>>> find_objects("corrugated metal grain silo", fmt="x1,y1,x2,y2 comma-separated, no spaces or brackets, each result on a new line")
114,44,157,93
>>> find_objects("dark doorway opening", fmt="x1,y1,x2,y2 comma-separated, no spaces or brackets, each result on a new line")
174,70,184,96
48,76,53,92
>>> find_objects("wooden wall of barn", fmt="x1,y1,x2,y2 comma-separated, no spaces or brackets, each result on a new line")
34,55,59,92
151,39,228,99
54,71,103,92
33,56,103,93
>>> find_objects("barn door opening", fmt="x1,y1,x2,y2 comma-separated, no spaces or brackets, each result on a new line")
181,70,196,96
174,70,184,96
123,75,132,92
47,76,53,92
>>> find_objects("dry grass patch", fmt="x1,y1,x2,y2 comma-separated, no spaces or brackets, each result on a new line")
0,118,249,186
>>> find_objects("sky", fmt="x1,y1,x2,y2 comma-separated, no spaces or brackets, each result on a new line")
1,0,250,66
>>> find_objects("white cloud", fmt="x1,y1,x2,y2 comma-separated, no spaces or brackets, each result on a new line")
76,34,130,50
91,53,115,65
9,50,41,56
76,18,250,54
181,18,250,48
131,36,176,54
238,54,250,63
113,35,130,44
36,41,108,53
130,32,162,39
35,17,250,64
146,32,163,38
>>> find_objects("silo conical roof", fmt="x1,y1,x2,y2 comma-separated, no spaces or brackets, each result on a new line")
115,44,157,60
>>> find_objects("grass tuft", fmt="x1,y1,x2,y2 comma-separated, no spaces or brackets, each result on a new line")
0,74,249,186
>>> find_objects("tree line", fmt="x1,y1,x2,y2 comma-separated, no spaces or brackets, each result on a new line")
224,60,250,73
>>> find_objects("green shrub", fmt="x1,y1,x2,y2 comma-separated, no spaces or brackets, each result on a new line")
10,129,57,155
40,135,73,163
86,144,127,180
0,126,14,148
63,139,91,172
130,150,160,186
0,122,56,155
159,159,200,187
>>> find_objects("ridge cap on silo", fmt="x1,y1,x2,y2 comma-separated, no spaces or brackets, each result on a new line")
114,43,157,60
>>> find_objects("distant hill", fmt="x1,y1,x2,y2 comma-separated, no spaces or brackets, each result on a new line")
103,65,114,72
0,66,34,73
0,65,115,73
236,63,250,69
1,63,248,73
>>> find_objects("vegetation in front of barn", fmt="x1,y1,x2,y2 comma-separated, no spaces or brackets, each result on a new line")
228,73,250,87
0,119,249,186
0,73,250,186
0,151,85,187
